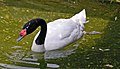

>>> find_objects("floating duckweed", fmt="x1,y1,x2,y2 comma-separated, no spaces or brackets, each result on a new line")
67,63,70,66
86,57,90,60
26,42,29,44
11,46,22,49
91,47,95,49
88,64,90,67
0,16,4,19
0,0,119,69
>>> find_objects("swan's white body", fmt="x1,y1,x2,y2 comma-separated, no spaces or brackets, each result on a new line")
32,9,87,52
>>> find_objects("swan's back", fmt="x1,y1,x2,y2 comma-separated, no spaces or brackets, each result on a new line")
47,19,77,39
44,19,83,50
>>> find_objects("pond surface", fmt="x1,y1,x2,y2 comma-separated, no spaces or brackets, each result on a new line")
0,43,79,69
0,0,120,69
0,35,119,69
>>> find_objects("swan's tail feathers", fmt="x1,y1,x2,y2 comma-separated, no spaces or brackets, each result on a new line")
71,9,87,24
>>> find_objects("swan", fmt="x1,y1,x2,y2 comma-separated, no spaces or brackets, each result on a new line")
17,9,87,52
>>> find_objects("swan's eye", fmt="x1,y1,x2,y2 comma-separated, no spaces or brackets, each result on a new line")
23,22,31,29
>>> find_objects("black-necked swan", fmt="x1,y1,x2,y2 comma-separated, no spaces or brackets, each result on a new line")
17,9,87,52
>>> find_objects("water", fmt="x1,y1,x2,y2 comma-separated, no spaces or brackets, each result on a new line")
0,44,78,69
0,0,119,68
0,37,119,68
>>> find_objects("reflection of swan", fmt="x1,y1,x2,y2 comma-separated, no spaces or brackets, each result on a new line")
3,44,78,68
44,46,77,59
32,43,78,59
17,9,87,52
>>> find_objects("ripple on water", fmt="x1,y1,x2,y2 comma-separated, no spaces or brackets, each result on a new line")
11,46,23,49
0,63,60,69
2,43,79,69
0,63,39,69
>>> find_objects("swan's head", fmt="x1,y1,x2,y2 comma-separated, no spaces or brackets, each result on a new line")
17,18,40,42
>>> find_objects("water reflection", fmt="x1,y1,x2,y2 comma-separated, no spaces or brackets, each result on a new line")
0,63,39,69
0,44,78,69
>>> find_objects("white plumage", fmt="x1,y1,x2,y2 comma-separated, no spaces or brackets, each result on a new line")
31,9,87,52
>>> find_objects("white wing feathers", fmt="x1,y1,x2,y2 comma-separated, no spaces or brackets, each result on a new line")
70,9,86,24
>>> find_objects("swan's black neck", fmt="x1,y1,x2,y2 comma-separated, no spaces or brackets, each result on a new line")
35,18,47,45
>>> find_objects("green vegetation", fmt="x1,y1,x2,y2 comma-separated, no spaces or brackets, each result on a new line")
0,0,120,68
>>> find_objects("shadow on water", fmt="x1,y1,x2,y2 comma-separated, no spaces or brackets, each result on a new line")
2,0,119,14
91,8,120,68
0,0,78,14
1,0,119,20
74,5,120,68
